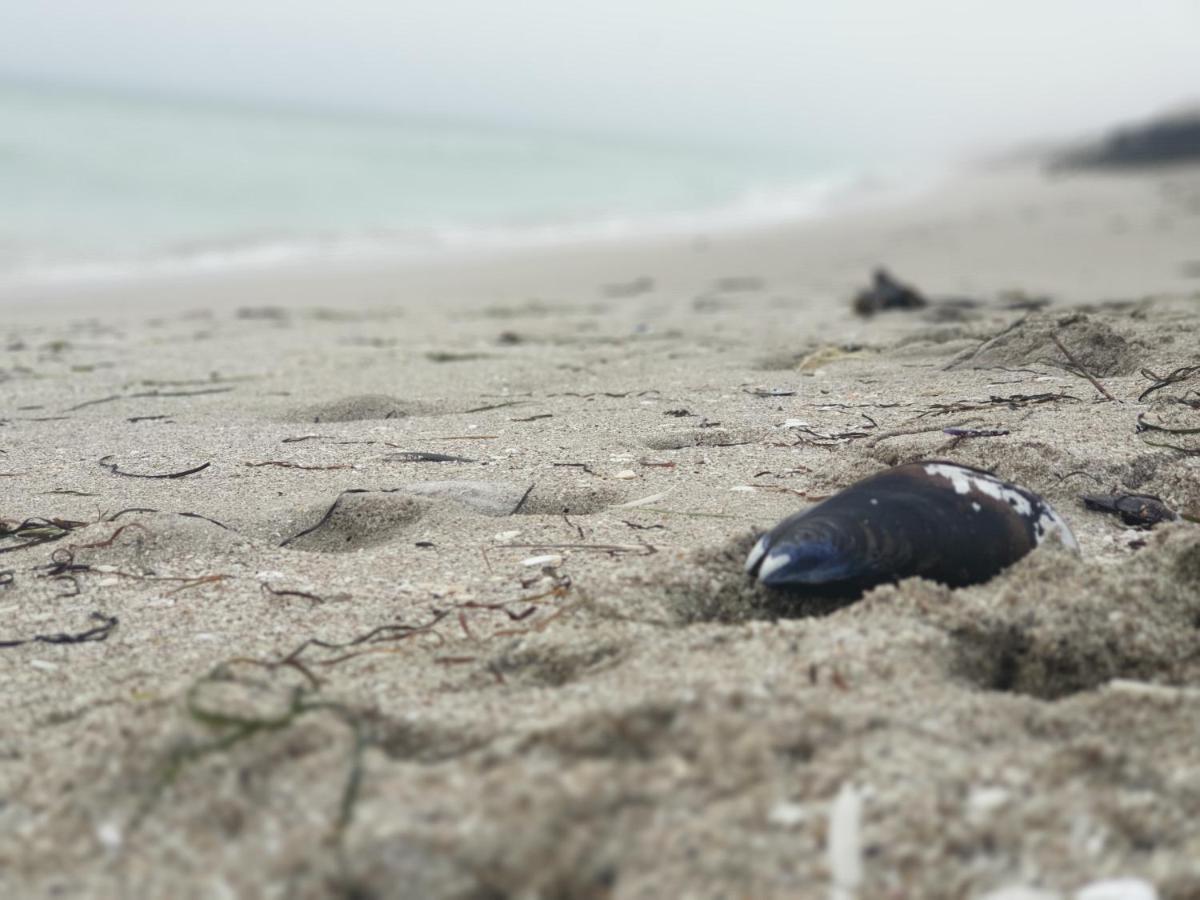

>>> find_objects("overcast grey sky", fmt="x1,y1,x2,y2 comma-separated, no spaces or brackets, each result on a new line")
4,1,1199,155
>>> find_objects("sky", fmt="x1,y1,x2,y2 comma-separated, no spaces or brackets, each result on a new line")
4,0,1200,157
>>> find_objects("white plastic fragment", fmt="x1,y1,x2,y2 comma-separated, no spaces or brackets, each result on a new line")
768,801,807,827
1075,878,1158,900
967,785,1011,817
96,820,123,851
493,530,522,542
613,469,637,480
827,782,863,900
29,659,59,672
521,554,563,567
617,492,668,508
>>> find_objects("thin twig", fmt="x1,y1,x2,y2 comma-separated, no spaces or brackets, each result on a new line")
1050,334,1118,402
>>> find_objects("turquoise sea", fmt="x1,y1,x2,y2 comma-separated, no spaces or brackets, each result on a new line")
0,80,889,285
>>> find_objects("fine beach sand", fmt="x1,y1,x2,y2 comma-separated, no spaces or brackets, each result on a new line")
2,162,1200,898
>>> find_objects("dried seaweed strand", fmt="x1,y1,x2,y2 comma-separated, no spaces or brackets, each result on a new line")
943,427,1010,438
279,488,390,546
386,451,475,463
497,541,657,556
0,517,87,554
98,455,211,479
261,584,325,605
244,460,353,471
1136,413,1200,435
279,610,452,669
65,386,234,412
916,393,1080,419
511,483,535,515
462,400,532,413
104,507,233,530
1136,412,1200,453
74,522,151,549
0,612,117,649
1138,364,1200,402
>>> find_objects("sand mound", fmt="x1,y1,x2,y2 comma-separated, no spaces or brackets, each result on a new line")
281,491,433,552
288,394,433,423
952,313,1137,375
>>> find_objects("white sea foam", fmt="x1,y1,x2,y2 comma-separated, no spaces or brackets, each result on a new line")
0,80,946,291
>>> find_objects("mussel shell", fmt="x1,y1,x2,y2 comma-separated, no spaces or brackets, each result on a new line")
746,461,1076,598
1082,493,1178,528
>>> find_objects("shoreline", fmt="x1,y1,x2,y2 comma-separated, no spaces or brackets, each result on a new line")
4,161,1198,319
0,156,940,302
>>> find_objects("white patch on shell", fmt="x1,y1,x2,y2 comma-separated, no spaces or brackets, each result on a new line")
745,535,770,573
923,463,1032,517
923,463,1078,552
757,551,793,581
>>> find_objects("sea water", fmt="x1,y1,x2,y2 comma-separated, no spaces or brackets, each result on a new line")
0,79,894,286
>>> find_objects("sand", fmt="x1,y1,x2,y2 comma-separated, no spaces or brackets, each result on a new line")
2,161,1200,899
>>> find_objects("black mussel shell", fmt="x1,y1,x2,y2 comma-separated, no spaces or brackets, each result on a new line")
746,461,1077,598
1082,493,1179,528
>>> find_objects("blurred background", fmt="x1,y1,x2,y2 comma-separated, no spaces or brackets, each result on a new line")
3,0,1199,286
